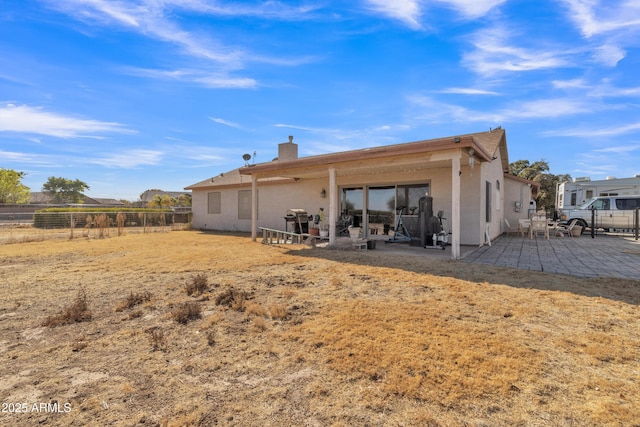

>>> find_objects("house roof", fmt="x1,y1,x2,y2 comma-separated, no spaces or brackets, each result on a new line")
504,173,540,195
237,128,508,179
29,192,124,205
569,176,640,186
185,168,295,190
185,129,510,190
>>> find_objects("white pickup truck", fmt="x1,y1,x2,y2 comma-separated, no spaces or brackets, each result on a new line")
558,195,640,232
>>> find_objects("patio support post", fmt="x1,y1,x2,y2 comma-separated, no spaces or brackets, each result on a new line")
329,167,337,246
251,175,258,242
451,154,461,259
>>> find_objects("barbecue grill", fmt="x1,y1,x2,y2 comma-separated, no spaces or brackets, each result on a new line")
284,209,310,234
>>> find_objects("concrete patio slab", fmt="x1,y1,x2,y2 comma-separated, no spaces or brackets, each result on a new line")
462,234,640,279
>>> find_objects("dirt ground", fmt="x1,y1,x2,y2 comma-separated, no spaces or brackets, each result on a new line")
0,229,638,426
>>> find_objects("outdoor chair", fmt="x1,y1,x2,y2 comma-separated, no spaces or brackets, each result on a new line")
503,219,519,236
518,218,531,236
529,215,549,239
554,220,577,238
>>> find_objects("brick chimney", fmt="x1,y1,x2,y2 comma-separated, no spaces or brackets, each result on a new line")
277,135,298,162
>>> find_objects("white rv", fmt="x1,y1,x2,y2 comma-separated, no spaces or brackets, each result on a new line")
556,176,640,210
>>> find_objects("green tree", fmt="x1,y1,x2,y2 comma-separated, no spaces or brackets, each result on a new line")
42,176,90,204
509,160,571,211
0,169,31,204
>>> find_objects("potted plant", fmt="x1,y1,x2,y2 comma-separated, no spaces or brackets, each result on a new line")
348,225,361,241
315,208,327,237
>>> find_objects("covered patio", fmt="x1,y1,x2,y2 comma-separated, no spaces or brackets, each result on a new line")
239,134,500,260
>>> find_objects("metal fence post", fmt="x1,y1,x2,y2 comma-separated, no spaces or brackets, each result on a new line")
635,207,639,241
591,208,595,239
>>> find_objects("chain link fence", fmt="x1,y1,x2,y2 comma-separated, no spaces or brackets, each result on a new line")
0,211,192,244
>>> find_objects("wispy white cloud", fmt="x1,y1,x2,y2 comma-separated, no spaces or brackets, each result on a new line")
560,0,640,67
363,0,423,29
434,0,506,19
592,43,626,67
587,80,640,97
47,0,243,65
463,26,570,76
405,95,500,123
209,117,241,128
121,67,257,89
592,145,640,153
93,149,164,168
362,0,505,28
408,95,593,125
552,78,589,89
166,0,323,20
561,0,640,38
0,104,134,138
46,0,319,72
545,122,640,138
274,123,318,132
438,87,500,95
506,99,592,119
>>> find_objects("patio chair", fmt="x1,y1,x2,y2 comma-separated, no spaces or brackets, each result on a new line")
518,218,531,237
554,220,577,238
503,219,519,236
529,215,549,239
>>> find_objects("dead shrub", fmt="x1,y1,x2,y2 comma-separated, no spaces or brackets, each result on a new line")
42,288,92,327
185,273,208,296
253,317,268,332
116,212,125,236
95,213,109,238
147,327,167,352
245,301,268,317
215,288,251,312
128,310,143,320
269,304,289,320
171,302,202,324
115,290,152,312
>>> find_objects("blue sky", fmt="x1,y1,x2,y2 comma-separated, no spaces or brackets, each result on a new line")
1,0,640,201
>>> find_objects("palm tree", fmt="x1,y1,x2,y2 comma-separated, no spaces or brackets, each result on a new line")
148,194,173,209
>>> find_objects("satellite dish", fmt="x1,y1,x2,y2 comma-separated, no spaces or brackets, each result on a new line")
242,153,251,161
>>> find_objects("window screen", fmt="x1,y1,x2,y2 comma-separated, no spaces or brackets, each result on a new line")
238,190,252,219
208,192,221,214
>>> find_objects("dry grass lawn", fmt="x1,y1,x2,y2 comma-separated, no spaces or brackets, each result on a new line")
0,230,638,426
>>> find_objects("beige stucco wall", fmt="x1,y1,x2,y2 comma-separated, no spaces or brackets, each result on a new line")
503,178,534,230
191,158,517,245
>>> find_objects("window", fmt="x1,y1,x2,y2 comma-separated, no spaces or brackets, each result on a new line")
208,192,221,214
585,190,593,199
592,198,610,210
485,181,492,222
395,184,430,215
616,198,640,210
238,190,253,219
570,193,577,206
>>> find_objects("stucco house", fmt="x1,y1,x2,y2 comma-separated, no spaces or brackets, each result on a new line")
185,128,537,259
